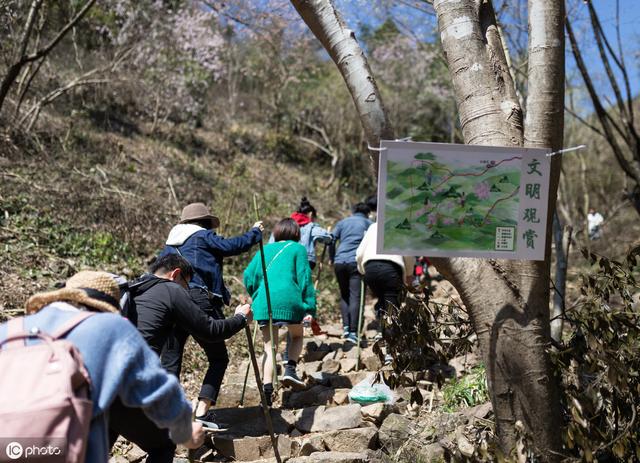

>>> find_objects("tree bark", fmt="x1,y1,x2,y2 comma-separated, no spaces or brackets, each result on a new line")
292,0,565,457
289,0,394,173
431,0,564,456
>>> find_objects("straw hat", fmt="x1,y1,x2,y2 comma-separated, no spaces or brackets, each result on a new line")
26,271,121,314
179,202,220,229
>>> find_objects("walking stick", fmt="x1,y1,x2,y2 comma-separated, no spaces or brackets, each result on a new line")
253,194,279,388
313,242,328,291
356,279,365,371
239,320,259,406
245,324,283,463
188,405,197,463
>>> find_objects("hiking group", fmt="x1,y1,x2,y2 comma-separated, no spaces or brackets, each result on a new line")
0,196,425,463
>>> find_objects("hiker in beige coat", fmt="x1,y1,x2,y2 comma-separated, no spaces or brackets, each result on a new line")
356,222,414,338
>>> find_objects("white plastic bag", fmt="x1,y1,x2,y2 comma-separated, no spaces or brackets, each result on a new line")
348,375,396,405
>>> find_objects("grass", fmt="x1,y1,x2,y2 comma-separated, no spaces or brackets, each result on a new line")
442,364,489,412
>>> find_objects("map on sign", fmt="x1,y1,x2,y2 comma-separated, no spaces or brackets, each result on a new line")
376,141,550,260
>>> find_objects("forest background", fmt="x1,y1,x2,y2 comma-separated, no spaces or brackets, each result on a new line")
1,0,640,460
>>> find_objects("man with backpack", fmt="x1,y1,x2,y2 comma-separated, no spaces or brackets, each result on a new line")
124,254,252,355
0,271,204,463
158,202,263,429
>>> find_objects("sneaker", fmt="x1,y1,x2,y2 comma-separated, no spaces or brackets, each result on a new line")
342,326,350,339
195,409,221,430
281,366,305,388
373,331,383,342
344,332,359,345
384,353,393,365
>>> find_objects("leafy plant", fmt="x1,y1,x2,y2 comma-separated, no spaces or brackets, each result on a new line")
442,365,489,412
551,246,640,461
380,292,474,397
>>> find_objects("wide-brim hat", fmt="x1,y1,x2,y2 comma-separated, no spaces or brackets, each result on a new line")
179,202,220,229
26,271,121,314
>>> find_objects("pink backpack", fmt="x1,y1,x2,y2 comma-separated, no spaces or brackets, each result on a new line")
0,312,95,463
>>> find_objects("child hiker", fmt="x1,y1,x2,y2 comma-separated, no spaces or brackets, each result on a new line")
244,218,316,405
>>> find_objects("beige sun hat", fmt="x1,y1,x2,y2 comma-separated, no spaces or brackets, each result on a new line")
26,271,121,314
179,202,220,229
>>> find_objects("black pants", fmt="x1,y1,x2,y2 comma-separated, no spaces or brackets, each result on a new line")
161,287,229,404
334,262,362,332
363,260,403,326
108,398,176,463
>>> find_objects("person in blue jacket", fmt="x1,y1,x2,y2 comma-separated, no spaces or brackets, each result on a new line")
330,202,372,344
0,271,204,463
158,202,263,429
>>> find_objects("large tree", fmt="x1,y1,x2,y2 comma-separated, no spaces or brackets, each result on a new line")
291,0,565,458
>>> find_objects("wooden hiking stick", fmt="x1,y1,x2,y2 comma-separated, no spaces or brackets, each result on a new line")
253,194,279,388
356,279,365,371
245,324,282,463
239,320,259,406
188,404,197,463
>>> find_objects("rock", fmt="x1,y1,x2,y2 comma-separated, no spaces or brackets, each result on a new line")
308,372,333,386
288,451,370,463
378,414,415,452
213,434,291,460
417,443,446,462
283,385,335,409
304,341,333,362
343,346,361,359
448,352,480,378
462,402,492,421
324,348,345,361
333,389,350,405
360,403,399,425
322,358,341,375
322,428,378,452
212,406,295,437
296,433,325,456
108,457,128,463
125,444,146,462
456,431,475,458
302,361,324,376
325,325,345,338
295,404,362,433
340,358,357,373
327,371,372,389
361,351,382,371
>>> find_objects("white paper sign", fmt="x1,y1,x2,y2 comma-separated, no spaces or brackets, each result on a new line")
376,141,551,260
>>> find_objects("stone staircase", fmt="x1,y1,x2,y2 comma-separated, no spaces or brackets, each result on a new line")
201,325,399,463
112,295,479,463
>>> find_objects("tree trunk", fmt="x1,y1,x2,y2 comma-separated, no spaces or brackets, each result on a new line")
431,0,564,456
289,0,394,174
292,0,565,457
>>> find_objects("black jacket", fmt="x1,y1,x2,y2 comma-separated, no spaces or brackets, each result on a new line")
129,274,246,355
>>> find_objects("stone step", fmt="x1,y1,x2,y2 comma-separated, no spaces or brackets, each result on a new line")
211,403,365,439
212,427,379,461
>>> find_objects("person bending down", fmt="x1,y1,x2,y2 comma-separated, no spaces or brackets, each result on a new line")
244,218,316,405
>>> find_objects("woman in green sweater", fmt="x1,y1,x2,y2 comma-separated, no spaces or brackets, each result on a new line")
244,218,316,403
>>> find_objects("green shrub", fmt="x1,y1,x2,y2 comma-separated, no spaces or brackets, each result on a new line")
442,364,489,412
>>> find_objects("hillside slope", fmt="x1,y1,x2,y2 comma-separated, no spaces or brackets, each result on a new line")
0,118,356,315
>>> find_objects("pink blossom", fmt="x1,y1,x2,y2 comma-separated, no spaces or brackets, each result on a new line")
427,213,438,226
442,217,454,225
474,181,491,200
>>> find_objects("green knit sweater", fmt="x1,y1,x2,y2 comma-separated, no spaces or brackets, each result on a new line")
243,240,316,322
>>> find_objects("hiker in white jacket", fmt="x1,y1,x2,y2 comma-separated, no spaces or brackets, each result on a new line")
356,222,414,339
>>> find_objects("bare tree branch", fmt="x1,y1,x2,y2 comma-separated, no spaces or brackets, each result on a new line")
0,0,97,114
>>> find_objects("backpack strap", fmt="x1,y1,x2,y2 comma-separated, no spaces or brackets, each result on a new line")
3,317,27,349
50,312,96,340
